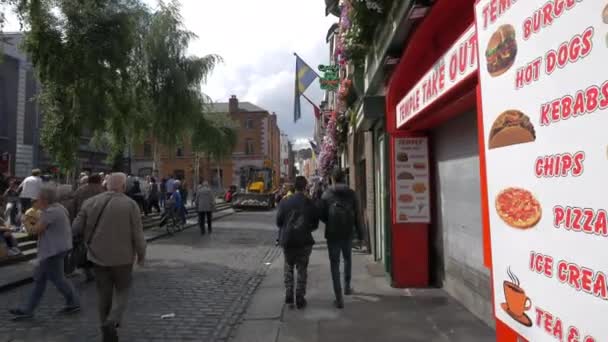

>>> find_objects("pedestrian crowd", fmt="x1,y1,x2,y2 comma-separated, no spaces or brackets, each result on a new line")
275,168,363,310
0,171,146,342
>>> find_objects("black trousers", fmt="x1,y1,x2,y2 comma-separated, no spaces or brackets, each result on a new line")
198,211,212,232
145,198,161,215
20,198,32,214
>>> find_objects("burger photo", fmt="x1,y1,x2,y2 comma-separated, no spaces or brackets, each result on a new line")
485,24,518,77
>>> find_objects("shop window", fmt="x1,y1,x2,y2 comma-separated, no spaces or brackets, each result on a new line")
176,147,184,157
245,139,255,155
143,142,152,158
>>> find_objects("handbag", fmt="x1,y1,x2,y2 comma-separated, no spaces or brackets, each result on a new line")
69,195,113,269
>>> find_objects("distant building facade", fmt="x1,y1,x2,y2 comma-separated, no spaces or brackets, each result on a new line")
0,33,111,178
280,133,290,182
132,95,282,191
0,33,38,177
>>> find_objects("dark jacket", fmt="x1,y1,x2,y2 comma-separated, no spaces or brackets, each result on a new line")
276,192,320,248
320,184,363,241
73,183,105,220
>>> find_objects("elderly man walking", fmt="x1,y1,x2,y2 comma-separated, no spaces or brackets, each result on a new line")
73,173,146,342
9,184,80,320
194,181,215,235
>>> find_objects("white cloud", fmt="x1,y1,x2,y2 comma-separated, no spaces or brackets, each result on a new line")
3,0,337,141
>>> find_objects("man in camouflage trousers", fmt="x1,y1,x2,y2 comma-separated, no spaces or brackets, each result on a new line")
276,176,319,309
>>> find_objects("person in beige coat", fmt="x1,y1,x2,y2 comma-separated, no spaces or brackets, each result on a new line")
73,173,146,342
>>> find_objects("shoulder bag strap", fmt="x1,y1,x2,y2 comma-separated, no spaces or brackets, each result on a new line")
87,195,113,246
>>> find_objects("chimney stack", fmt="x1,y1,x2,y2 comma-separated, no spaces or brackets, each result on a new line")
229,95,239,113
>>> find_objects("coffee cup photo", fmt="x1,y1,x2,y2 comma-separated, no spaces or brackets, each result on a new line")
503,281,531,317
501,267,533,327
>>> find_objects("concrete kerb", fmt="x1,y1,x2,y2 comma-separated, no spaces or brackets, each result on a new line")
0,208,235,293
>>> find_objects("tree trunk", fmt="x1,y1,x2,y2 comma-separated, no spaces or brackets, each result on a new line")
152,142,160,176
216,159,222,190
194,152,201,186
206,153,212,186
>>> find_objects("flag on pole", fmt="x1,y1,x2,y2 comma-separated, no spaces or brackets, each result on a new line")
309,140,319,155
293,54,319,122
301,93,321,120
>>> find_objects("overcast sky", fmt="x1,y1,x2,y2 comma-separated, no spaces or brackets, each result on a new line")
2,0,336,149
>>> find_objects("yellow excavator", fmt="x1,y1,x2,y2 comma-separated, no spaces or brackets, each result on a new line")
232,166,276,210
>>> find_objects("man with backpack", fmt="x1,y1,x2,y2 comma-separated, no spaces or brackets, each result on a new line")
276,176,320,309
319,168,363,309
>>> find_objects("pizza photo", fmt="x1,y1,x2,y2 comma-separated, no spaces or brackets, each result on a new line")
495,188,542,229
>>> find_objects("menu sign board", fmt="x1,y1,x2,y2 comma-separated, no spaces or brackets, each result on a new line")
475,1,607,340
396,26,478,129
393,137,430,223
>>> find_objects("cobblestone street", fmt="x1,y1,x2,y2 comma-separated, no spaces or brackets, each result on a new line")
0,211,279,342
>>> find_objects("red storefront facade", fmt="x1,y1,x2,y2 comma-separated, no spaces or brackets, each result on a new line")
384,0,520,338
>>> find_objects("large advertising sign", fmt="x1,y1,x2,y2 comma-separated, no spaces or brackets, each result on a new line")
396,26,478,129
475,1,607,340
393,137,430,223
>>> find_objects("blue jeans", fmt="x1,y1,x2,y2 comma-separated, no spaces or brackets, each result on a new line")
327,239,352,300
23,252,80,314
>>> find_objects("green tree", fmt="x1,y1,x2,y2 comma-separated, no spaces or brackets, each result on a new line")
191,112,238,189
14,0,150,171
142,0,221,173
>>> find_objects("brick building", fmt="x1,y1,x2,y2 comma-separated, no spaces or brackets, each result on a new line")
131,95,281,191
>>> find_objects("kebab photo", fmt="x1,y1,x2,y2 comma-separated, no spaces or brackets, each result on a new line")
488,110,536,149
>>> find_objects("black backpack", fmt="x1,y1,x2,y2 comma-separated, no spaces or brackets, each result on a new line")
282,210,309,248
327,197,355,240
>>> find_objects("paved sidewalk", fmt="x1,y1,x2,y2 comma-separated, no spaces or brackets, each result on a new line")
232,232,496,342
0,208,235,293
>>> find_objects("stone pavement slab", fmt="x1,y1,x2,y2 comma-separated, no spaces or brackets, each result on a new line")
0,210,279,342
231,230,496,342
0,208,235,292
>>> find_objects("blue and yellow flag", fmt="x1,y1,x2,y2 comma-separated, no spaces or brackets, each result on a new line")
294,54,319,122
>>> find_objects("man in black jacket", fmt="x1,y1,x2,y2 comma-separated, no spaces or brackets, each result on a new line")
276,176,320,309
319,168,363,309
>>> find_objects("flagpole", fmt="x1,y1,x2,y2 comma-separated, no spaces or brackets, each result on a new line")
301,93,318,109
293,52,321,78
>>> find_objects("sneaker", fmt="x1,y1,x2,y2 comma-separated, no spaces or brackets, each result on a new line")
296,296,307,309
333,299,344,309
58,306,81,315
344,287,353,295
9,308,33,320
101,321,119,342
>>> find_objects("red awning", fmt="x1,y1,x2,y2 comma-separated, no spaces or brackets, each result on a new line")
386,0,477,134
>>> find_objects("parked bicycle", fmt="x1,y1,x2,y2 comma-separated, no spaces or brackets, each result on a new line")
159,205,184,235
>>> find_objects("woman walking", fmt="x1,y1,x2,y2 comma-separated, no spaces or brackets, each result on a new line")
9,184,80,320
